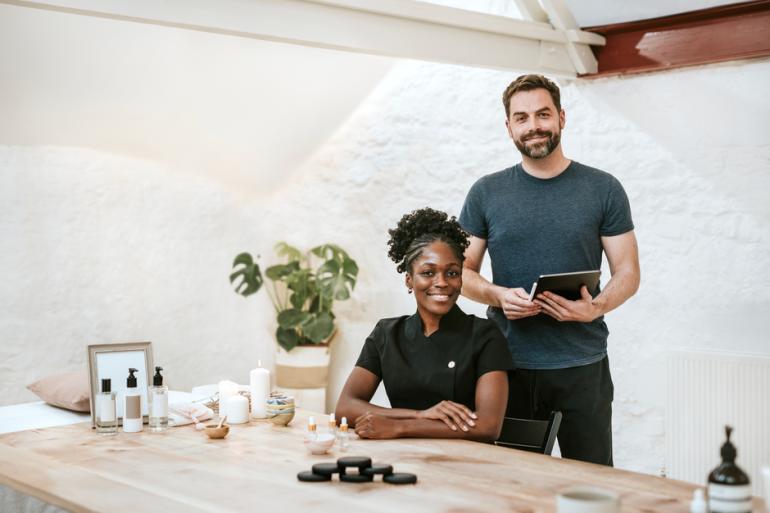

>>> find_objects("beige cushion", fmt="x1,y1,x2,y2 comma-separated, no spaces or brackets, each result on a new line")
27,371,91,412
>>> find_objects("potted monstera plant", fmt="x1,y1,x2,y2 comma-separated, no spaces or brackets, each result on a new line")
230,242,358,397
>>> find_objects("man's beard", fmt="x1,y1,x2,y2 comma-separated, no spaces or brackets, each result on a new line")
514,129,561,159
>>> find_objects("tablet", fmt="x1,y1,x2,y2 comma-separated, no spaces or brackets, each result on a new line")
528,270,601,301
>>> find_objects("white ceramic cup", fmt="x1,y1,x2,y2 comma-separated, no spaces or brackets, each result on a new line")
556,486,620,513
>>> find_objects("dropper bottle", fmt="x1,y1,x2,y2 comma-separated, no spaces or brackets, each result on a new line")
307,416,317,441
328,413,337,436
338,417,349,451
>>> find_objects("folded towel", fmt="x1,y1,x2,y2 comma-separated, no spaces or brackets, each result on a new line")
168,402,214,427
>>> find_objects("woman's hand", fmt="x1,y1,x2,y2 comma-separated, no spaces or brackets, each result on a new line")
417,400,477,432
354,412,402,439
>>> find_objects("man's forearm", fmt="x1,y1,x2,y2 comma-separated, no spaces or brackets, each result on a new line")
462,268,503,307
593,267,640,316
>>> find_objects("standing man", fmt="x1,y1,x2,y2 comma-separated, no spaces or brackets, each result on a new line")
458,74,640,466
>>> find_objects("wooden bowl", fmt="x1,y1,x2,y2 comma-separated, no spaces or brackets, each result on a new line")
204,424,230,439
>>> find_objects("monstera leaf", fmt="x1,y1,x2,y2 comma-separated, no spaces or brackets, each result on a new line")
265,261,300,281
313,244,358,301
229,253,263,297
277,308,310,329
286,268,316,310
232,242,357,350
274,242,304,263
302,311,335,343
275,326,299,352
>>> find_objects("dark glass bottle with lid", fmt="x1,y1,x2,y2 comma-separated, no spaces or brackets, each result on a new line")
707,426,751,513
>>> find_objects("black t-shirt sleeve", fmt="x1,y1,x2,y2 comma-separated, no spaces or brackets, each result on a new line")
474,320,515,379
355,321,383,378
459,179,488,239
600,176,634,236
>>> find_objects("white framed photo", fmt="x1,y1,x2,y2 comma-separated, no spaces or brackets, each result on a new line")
87,342,153,427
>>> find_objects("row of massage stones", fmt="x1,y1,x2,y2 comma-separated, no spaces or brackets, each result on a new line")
297,456,418,484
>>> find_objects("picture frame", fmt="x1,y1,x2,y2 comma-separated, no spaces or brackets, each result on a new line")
87,341,154,428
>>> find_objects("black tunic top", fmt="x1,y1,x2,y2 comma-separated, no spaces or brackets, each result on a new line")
355,305,514,411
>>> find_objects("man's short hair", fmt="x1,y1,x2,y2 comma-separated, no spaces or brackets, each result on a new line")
502,74,562,118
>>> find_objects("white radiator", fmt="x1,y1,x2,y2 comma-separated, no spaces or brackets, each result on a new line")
666,350,770,497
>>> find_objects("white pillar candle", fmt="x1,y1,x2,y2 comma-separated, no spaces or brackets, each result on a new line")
227,394,249,424
249,360,270,419
218,380,239,419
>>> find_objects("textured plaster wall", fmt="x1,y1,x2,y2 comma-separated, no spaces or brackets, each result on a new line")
242,57,770,475
2,4,770,479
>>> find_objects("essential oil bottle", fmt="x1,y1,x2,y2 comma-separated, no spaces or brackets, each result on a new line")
148,366,168,432
307,416,318,441
338,417,349,451
96,378,117,435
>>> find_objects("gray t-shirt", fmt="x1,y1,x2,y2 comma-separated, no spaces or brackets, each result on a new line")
459,161,634,369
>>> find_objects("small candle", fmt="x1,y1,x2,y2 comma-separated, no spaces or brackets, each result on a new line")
227,395,249,424
218,380,239,419
249,361,270,419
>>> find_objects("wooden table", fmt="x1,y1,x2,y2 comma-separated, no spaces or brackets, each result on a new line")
0,410,763,513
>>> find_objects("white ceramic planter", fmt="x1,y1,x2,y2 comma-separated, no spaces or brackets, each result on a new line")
274,343,331,413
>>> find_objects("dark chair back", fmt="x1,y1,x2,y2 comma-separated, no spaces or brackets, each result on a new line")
494,411,562,455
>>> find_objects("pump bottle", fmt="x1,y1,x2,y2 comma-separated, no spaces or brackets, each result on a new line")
122,368,143,433
149,366,168,432
707,425,751,513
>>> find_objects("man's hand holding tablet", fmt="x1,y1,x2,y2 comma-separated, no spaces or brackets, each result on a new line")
529,270,603,323
495,287,541,320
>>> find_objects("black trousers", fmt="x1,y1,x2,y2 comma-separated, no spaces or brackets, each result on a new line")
506,356,614,466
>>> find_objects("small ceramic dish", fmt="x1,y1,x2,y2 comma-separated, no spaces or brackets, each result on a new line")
266,411,295,426
304,433,335,455
204,424,230,439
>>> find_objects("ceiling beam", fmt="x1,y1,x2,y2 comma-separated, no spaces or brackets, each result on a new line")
583,0,770,77
538,0,600,74
1,0,606,78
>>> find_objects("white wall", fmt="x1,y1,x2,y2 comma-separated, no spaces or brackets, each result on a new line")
263,56,770,476
2,2,769,478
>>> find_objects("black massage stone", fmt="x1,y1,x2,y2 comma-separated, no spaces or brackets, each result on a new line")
337,456,372,473
383,472,418,485
362,463,394,476
311,462,340,476
297,470,331,482
340,473,374,483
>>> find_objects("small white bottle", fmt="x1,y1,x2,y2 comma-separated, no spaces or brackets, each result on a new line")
327,413,337,437
148,366,168,432
338,417,349,452
122,368,143,433
96,378,117,435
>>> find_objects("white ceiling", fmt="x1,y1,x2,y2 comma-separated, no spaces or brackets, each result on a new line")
0,3,393,194
420,0,746,27
564,0,746,27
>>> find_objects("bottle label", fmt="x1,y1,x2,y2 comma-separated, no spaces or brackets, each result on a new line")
98,395,115,422
708,483,752,513
151,392,168,418
125,395,141,419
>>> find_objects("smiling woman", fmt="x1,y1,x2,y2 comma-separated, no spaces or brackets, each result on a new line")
334,208,513,442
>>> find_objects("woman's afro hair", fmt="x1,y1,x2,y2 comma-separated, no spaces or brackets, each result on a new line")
387,207,470,274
